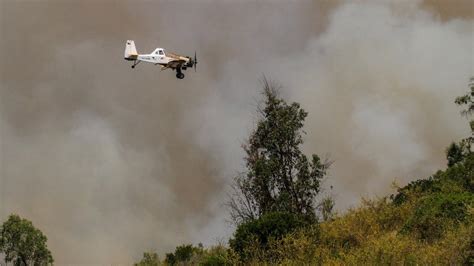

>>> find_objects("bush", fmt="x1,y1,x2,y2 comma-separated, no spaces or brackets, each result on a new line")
199,245,237,266
402,192,473,241
174,244,194,262
229,211,308,260
391,178,437,205
241,197,473,265
200,254,228,266
164,253,176,266
134,252,160,266
164,244,200,265
440,153,474,193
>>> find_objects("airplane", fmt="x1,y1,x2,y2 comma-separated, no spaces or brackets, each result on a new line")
124,40,197,79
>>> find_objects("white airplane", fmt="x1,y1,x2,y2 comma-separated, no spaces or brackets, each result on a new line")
124,40,197,79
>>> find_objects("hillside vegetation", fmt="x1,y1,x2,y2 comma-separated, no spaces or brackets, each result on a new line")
135,153,473,265
243,154,474,265
133,79,474,265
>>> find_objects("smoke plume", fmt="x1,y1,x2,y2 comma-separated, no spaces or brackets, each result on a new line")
0,0,472,264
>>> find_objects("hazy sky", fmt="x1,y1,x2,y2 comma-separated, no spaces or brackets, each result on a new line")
0,0,472,264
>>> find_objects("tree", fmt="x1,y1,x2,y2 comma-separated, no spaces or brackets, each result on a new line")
446,77,474,166
173,244,194,262
0,214,53,265
134,252,160,266
164,244,201,265
229,78,330,224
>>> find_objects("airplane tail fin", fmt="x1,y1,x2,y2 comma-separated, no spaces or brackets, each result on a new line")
124,40,138,60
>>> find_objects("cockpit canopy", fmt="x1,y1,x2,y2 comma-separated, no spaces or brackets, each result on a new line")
153,48,165,56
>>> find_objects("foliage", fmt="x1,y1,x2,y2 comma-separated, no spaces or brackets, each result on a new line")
229,149,473,264
199,245,238,266
392,153,474,206
134,252,160,266
174,244,195,262
229,211,308,261
446,141,471,167
439,153,474,192
446,78,474,166
391,177,436,205
0,214,53,265
199,254,227,266
154,244,238,266
229,77,330,224
164,244,199,265
402,192,473,241
144,137,473,265
318,196,335,222
466,230,474,265
455,77,474,120
239,196,472,265
164,253,176,266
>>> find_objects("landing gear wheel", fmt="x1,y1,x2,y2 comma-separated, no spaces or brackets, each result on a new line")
176,73,185,79
131,60,139,69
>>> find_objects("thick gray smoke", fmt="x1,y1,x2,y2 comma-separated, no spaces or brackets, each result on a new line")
0,0,472,264
274,0,474,209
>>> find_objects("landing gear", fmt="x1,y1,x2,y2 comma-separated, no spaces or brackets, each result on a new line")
176,68,185,79
131,60,140,69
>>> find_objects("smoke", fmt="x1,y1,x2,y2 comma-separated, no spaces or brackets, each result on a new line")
270,0,474,209
0,0,472,264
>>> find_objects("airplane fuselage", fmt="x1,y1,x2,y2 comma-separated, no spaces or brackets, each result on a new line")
134,48,191,67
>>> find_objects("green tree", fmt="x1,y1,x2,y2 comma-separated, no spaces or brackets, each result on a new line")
229,78,330,223
134,252,160,266
173,244,194,262
164,244,200,265
0,214,53,265
446,77,474,166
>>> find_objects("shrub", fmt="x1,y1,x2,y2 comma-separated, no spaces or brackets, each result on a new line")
164,244,200,265
174,244,194,262
200,255,226,266
229,211,308,260
391,178,437,205
439,153,474,193
402,192,473,241
134,252,160,266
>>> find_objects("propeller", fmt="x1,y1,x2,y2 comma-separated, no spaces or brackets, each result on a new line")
193,51,198,72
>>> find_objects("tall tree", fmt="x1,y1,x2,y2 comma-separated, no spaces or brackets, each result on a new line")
0,214,53,265
229,78,330,223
